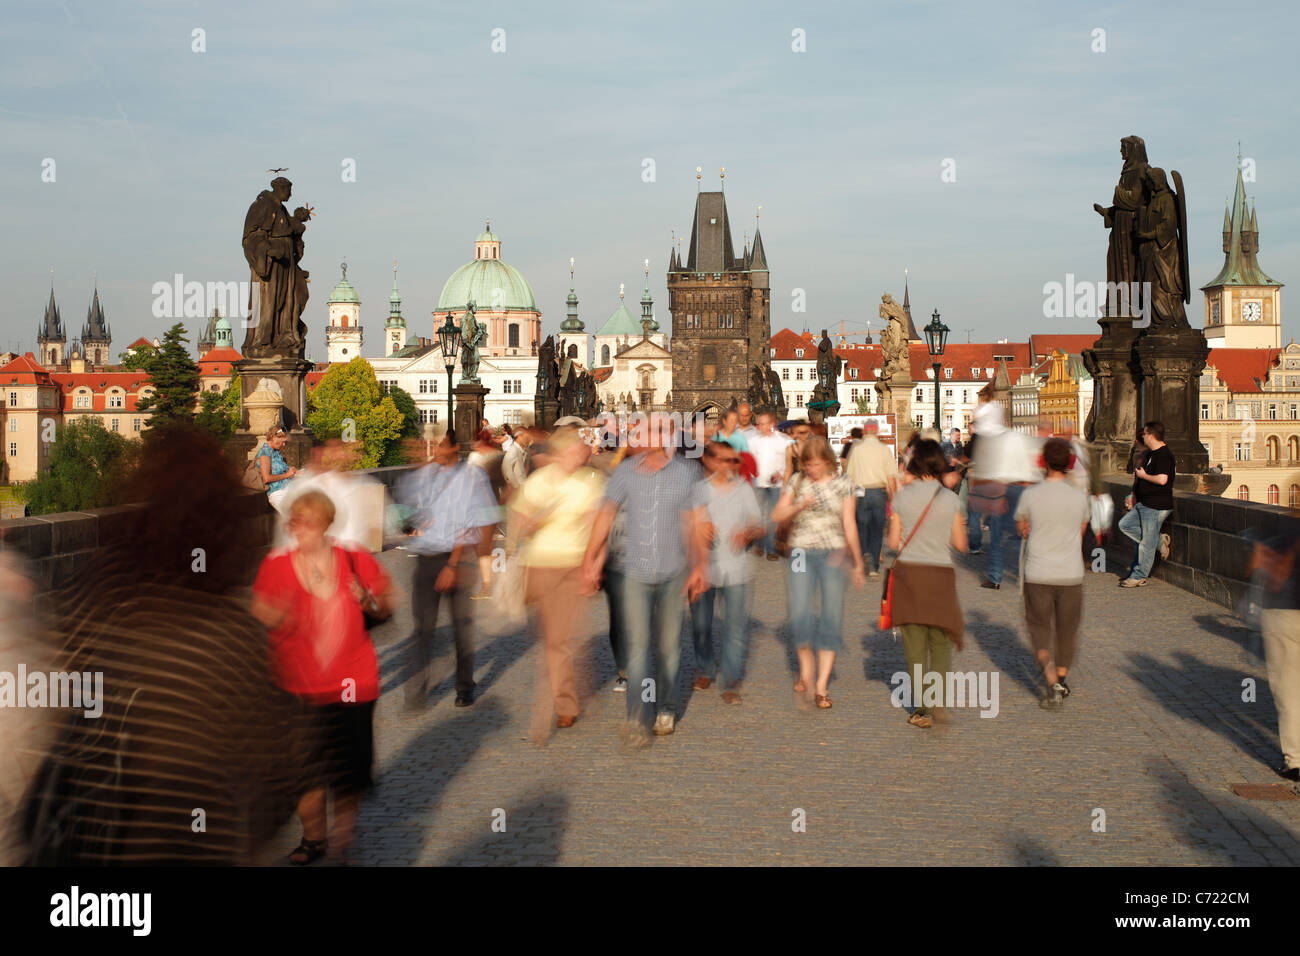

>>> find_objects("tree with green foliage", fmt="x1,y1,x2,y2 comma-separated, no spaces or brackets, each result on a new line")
137,323,200,430
196,376,242,441
855,395,874,415
118,344,156,370
379,385,421,466
306,357,404,468
19,417,139,516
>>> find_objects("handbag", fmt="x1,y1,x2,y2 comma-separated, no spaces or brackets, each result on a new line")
343,547,390,630
242,446,267,491
879,485,942,630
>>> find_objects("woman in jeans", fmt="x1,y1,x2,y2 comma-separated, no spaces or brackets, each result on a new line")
257,424,298,512
772,436,866,709
887,439,968,729
251,490,393,864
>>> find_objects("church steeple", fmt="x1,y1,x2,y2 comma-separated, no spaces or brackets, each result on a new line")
81,286,111,367
38,282,66,367
385,261,406,356
1203,154,1277,289
560,257,584,334
640,259,659,333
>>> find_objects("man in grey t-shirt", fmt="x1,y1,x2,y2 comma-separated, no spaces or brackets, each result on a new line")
1014,438,1090,709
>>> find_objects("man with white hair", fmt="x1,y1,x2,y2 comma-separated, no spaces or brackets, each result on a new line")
967,399,1036,589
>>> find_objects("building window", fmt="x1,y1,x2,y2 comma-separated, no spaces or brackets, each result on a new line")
132,418,141,432
111,418,120,432
944,368,953,379
1200,403,1209,420
6,419,14,432
782,368,789,380
985,368,993,378
1237,484,1250,501
1267,436,1281,461
508,324,520,349
1291,404,1299,420
851,389,860,401
108,394,124,408
796,395,804,408
601,345,610,365
75,393,90,408
915,388,924,402
1234,443,1251,461
1268,485,1280,506
506,409,523,426
7,392,14,407
701,347,718,382
796,368,804,380
7,442,14,457
850,368,858,380
1269,404,1278,420
1291,485,1300,509
944,389,953,399
1290,436,1300,461
795,349,804,358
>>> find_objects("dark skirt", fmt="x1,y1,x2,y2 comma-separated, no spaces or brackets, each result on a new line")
293,699,376,797
891,560,965,650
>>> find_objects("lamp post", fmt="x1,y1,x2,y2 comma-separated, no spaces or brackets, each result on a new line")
437,312,461,437
923,309,949,433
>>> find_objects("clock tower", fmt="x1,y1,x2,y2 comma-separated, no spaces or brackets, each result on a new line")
1200,154,1282,349
386,261,407,356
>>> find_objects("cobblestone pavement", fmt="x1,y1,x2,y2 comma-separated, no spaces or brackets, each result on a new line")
261,537,1300,866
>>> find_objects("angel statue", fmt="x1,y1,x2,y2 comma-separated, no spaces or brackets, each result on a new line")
458,300,486,384
1135,166,1190,330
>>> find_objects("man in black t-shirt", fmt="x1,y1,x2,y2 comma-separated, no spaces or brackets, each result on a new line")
1117,421,1176,587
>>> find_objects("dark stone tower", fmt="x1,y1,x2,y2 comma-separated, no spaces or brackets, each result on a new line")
37,285,66,368
81,287,112,368
668,175,770,417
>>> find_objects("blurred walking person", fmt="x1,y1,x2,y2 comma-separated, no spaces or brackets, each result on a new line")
583,416,705,748
772,436,866,709
512,426,607,739
887,439,968,729
1014,439,1090,709
251,490,393,864
1246,529,1300,781
397,430,499,709
749,411,792,560
688,442,764,703
846,419,897,577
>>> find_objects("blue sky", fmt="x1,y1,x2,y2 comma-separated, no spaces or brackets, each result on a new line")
3,0,1297,357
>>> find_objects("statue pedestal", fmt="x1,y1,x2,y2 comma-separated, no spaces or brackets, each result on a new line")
227,355,314,472
1082,319,1142,468
1135,328,1211,476
454,383,489,444
534,395,558,430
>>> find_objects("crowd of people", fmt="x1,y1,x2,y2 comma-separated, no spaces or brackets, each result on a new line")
2,397,1294,868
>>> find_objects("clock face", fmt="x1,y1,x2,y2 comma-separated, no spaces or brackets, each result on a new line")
391,332,399,341
1242,301,1262,322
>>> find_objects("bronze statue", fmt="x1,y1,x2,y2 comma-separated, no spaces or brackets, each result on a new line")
1136,166,1190,329
765,365,784,413
241,177,313,358
536,335,555,395
458,300,486,384
1093,135,1148,318
748,365,769,409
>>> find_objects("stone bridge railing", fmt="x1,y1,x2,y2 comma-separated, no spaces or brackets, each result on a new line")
0,466,417,596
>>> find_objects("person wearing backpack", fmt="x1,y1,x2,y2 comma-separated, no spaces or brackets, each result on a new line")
886,439,968,729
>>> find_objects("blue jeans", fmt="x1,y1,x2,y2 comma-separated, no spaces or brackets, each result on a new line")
855,488,888,572
787,548,849,651
757,485,782,555
621,570,687,729
604,567,628,677
1118,502,1172,580
689,583,750,688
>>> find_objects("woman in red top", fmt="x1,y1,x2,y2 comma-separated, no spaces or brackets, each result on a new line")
251,490,393,865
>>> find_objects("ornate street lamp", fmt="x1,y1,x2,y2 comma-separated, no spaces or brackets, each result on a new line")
437,312,461,437
924,309,950,432
575,377,588,417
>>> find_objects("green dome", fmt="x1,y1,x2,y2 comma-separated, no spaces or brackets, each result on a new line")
595,301,642,337
329,278,360,304
438,257,537,311
214,315,231,332
476,228,500,242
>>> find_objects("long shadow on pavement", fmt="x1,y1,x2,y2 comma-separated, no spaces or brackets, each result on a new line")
379,625,532,708
1193,612,1264,662
1124,650,1281,771
965,608,1041,697
439,791,569,865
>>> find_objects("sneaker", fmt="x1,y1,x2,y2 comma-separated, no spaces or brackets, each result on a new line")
652,713,676,736
1039,682,1065,710
1159,533,1171,559
1119,577,1148,588
968,548,982,556
619,722,653,752
613,676,628,693
981,580,1001,590
867,569,880,578
1058,677,1071,698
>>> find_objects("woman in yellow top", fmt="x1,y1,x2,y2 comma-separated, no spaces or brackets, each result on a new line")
511,426,607,739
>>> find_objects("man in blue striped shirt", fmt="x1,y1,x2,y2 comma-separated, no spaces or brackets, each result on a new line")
397,431,499,708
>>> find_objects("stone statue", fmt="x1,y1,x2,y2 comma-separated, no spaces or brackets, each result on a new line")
1136,166,1190,329
458,301,486,384
241,177,313,358
537,335,555,395
1092,135,1148,318
748,366,769,409
765,366,784,413
878,294,910,382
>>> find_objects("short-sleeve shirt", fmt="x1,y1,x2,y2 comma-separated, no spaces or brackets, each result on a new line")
603,452,698,583
253,545,390,704
716,429,750,454
1134,445,1176,510
257,442,291,494
691,476,762,585
892,480,963,567
786,472,854,551
1014,480,1090,584
516,463,606,568
748,432,792,488
398,461,500,555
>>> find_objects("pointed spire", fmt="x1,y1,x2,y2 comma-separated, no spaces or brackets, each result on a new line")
561,257,583,333
749,228,767,272
1203,152,1278,290
83,286,109,342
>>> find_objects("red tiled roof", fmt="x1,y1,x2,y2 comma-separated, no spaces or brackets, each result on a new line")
306,371,328,389
0,353,55,384
591,367,612,383
1206,348,1281,393
769,328,816,360
198,347,243,377
771,331,1032,386
54,370,153,412
1028,333,1098,361
127,337,155,350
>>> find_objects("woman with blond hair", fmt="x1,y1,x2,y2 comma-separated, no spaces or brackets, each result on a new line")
772,436,866,708
251,490,393,864
257,424,298,512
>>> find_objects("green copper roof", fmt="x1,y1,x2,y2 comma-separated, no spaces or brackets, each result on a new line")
438,257,536,311
1202,159,1281,290
214,315,231,332
477,228,500,242
329,278,360,304
595,300,642,337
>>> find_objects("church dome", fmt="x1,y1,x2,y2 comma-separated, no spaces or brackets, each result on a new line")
329,276,360,304
438,243,537,311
